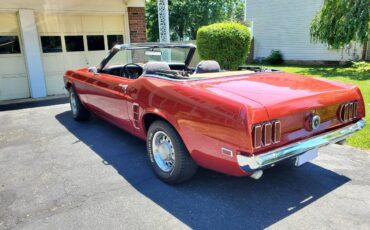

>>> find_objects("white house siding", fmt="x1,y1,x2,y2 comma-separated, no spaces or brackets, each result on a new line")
246,0,363,61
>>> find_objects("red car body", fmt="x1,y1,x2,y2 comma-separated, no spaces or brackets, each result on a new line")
63,43,365,179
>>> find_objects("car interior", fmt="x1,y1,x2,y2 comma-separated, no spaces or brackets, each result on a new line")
100,60,225,80
97,44,279,80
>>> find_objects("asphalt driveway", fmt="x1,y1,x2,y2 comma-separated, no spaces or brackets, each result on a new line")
1,99,370,229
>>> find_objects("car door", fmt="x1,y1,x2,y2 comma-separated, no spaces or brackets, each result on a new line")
86,72,134,131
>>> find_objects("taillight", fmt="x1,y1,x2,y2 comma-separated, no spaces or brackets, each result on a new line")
272,120,281,143
263,122,272,146
253,120,281,148
338,101,358,122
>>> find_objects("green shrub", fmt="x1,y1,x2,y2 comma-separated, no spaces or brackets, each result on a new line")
263,50,284,65
196,22,251,70
351,61,370,73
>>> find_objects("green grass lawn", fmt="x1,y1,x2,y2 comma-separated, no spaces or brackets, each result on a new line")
268,65,369,150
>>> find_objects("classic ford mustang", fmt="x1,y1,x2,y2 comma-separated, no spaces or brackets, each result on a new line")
63,43,365,184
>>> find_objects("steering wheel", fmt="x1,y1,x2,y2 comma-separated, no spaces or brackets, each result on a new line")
120,63,143,79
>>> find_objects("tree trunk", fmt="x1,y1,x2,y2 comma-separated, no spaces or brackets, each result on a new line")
362,41,368,61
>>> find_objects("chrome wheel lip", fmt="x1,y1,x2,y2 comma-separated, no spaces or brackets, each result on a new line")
70,91,77,116
152,131,175,173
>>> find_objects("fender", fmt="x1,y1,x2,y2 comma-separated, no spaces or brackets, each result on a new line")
141,108,182,135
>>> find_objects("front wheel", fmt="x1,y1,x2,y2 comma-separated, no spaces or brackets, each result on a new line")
147,120,198,184
69,86,90,121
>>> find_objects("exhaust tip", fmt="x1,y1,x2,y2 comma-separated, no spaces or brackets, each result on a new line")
250,170,263,180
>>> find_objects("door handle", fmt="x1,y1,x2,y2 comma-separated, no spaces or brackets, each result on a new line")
118,84,129,94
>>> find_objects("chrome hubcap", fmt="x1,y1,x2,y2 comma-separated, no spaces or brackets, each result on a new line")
152,131,175,172
70,91,77,115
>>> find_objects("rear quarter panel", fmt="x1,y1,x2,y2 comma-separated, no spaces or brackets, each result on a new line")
130,77,267,176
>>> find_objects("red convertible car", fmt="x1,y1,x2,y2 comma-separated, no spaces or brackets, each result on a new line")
64,43,365,184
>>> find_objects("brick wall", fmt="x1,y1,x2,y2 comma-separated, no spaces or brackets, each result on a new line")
128,7,146,43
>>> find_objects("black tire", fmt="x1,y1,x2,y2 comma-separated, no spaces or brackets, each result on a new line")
69,86,90,121
147,120,198,184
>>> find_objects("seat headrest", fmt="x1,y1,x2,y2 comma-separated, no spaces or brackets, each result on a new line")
195,60,221,74
143,61,171,74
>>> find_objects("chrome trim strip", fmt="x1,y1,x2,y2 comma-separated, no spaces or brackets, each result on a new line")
132,103,140,130
237,119,365,173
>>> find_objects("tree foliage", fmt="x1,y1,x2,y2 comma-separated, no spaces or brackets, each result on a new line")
310,0,370,49
145,0,245,42
197,22,251,70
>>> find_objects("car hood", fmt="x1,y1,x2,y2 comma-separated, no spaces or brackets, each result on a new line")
187,72,359,119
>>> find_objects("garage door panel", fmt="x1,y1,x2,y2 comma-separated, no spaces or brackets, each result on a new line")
61,16,83,33
44,72,65,95
63,54,88,69
82,16,103,33
36,15,61,33
42,55,66,95
86,51,107,66
37,14,125,96
42,55,64,72
0,13,18,33
103,15,124,33
0,73,30,100
1,56,27,74
0,12,30,100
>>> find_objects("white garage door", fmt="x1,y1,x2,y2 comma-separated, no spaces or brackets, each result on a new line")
0,13,30,101
36,14,126,96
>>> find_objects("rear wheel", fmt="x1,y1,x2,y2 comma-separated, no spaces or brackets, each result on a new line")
69,86,89,121
147,120,198,184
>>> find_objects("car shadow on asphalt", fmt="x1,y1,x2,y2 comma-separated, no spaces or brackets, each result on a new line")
0,97,68,111
55,111,350,229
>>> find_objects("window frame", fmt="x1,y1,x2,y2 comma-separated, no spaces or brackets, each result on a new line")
0,35,22,55
64,35,85,52
86,35,106,51
40,35,63,53
107,34,124,50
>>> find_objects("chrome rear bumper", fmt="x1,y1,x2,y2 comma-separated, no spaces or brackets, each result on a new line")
237,119,365,173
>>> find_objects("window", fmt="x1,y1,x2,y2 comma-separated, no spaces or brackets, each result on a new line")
87,35,105,51
40,36,62,53
107,35,124,49
65,36,84,52
0,36,21,54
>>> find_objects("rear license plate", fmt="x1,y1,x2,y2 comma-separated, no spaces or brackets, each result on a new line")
295,148,318,167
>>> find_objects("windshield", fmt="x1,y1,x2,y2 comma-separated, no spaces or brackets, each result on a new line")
105,47,191,68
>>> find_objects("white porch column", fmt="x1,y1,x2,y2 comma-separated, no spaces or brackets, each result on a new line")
244,0,247,22
157,0,171,61
157,0,170,43
18,9,47,98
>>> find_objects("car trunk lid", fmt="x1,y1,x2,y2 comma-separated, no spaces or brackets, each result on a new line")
187,72,363,153
189,72,357,115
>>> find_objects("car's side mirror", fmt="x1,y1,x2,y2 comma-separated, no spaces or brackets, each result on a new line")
88,66,98,74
